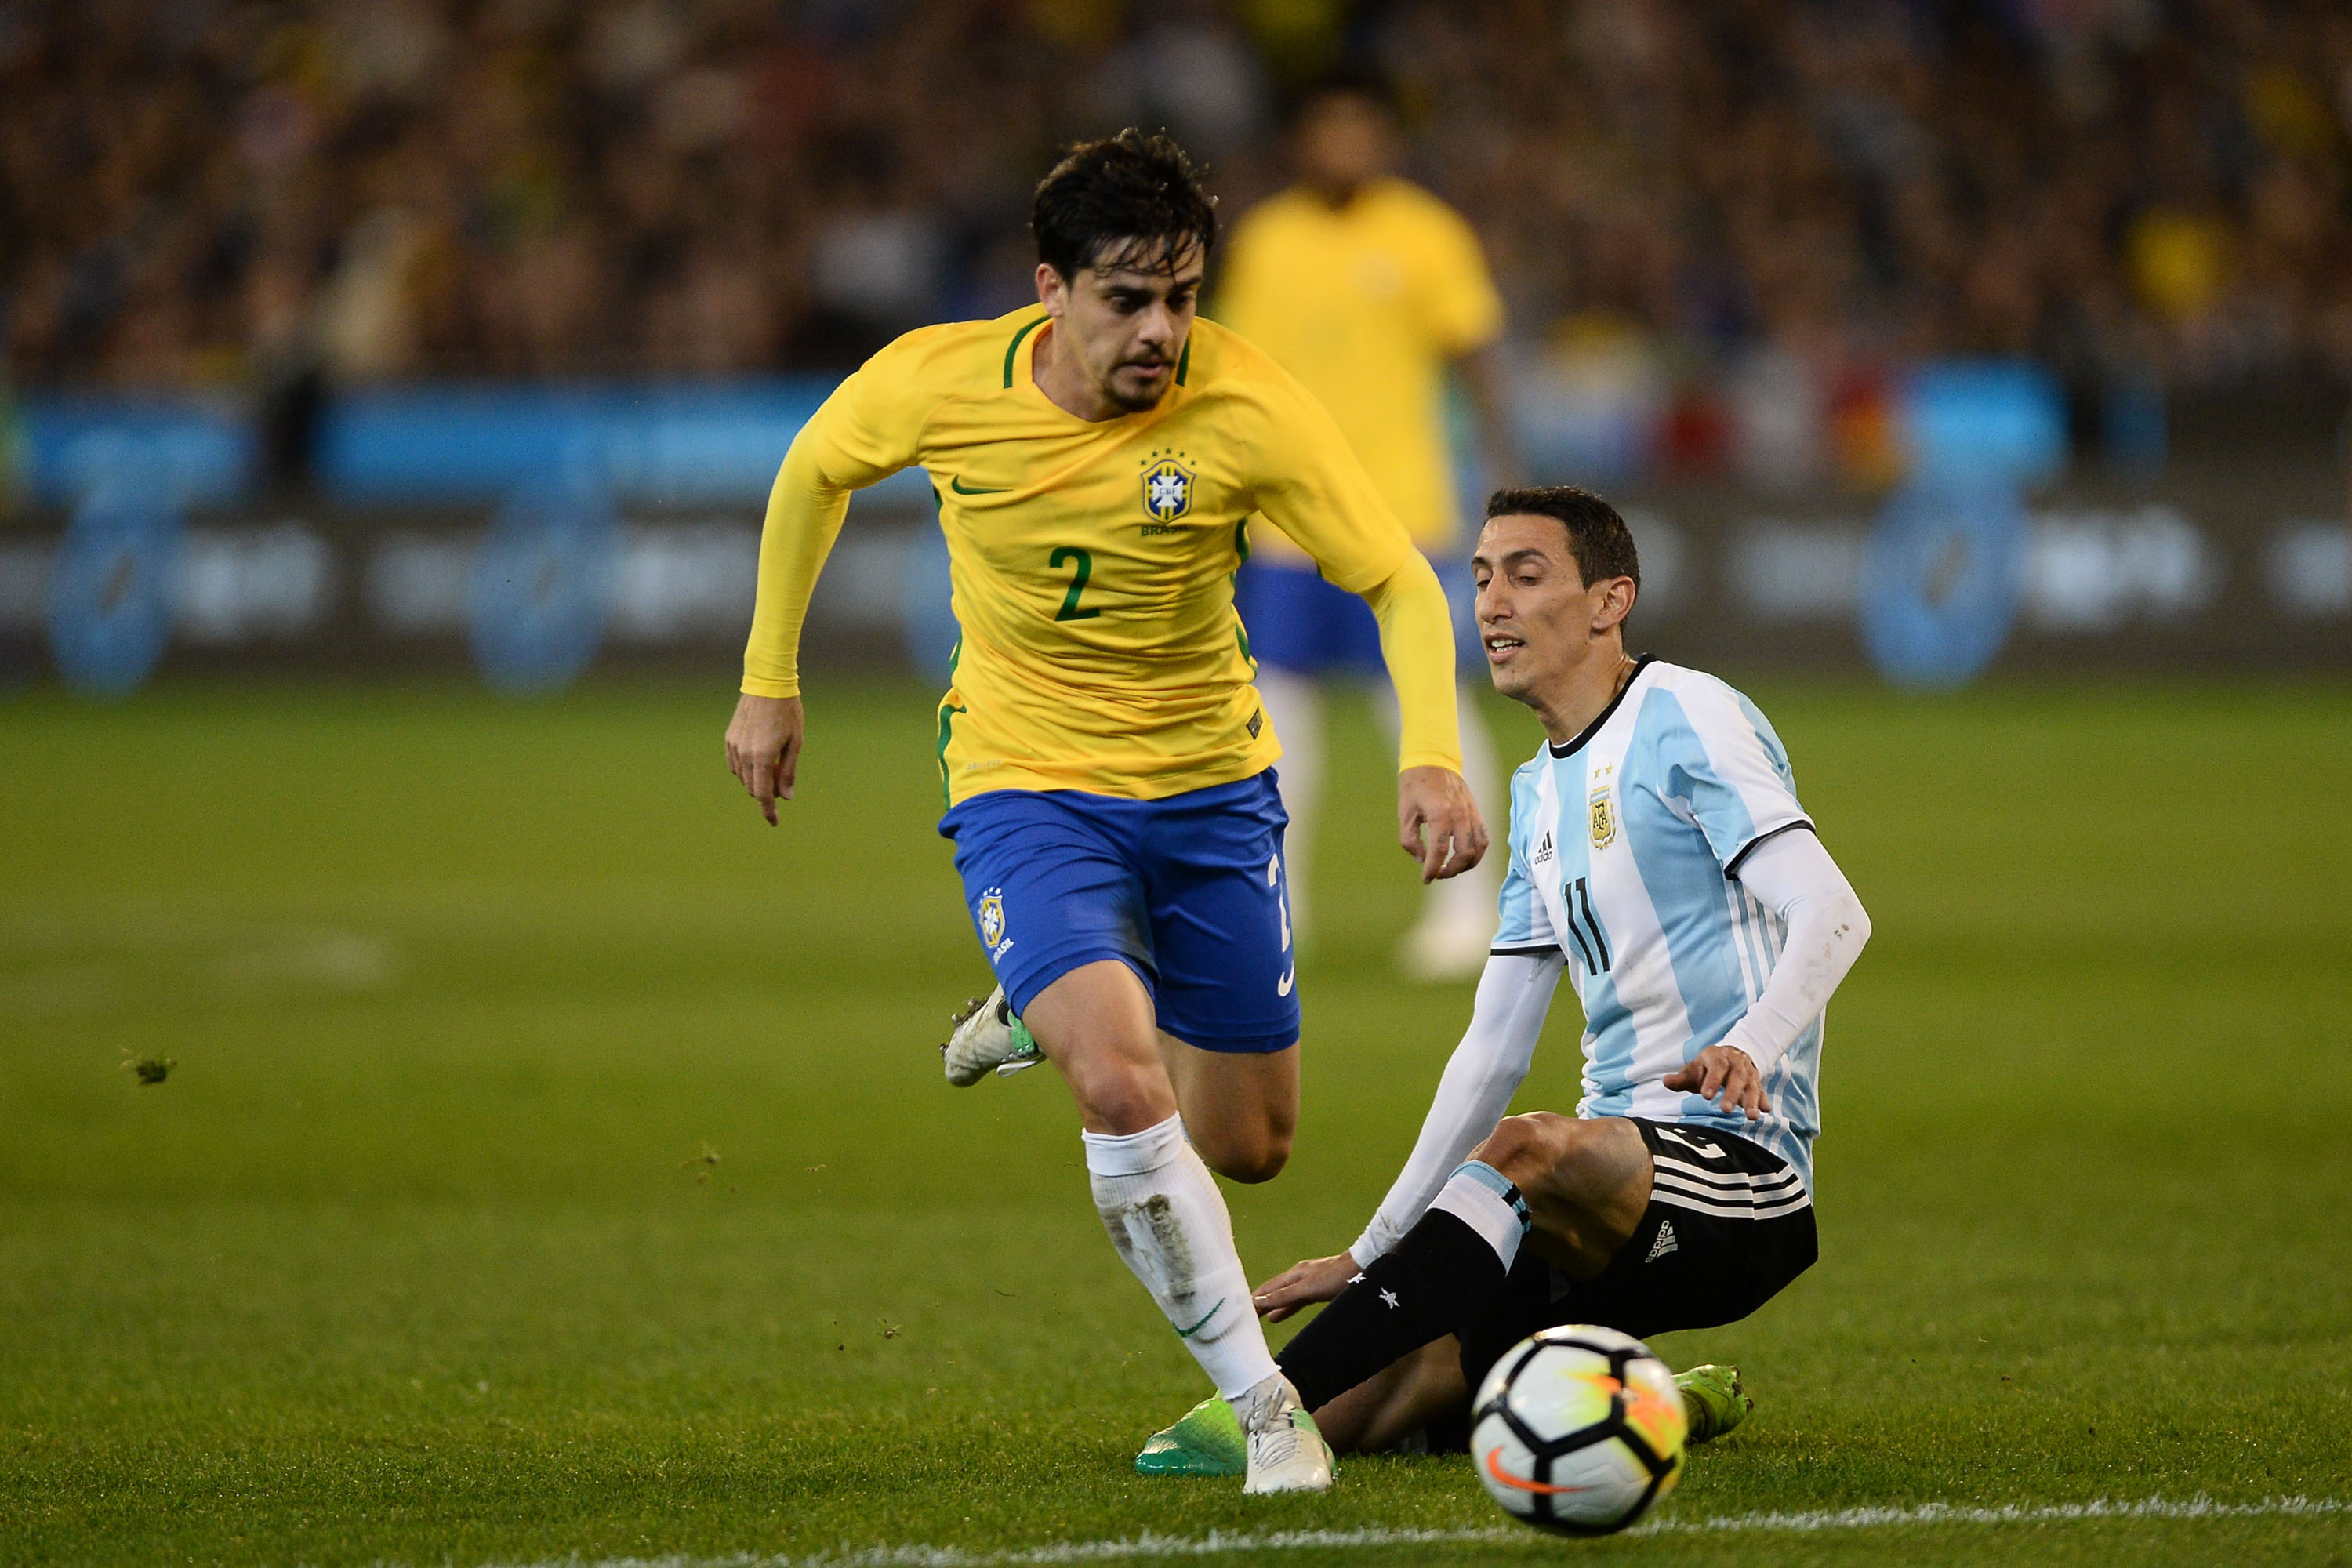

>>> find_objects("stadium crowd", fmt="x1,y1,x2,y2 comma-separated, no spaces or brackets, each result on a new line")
2,0,2349,402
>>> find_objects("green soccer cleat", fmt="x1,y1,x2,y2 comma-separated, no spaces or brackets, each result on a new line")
1135,1395,1247,1478
1676,1363,1753,1446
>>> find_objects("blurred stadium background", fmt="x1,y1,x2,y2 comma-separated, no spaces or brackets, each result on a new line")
1,0,2347,692
7,6,2352,1565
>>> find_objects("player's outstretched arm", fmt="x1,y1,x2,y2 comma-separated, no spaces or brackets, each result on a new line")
1252,1252,1361,1323
725,693,804,826
731,443,832,827
1242,368,1481,876
1665,828,1871,1119
1363,554,1487,880
1250,952,1563,1322
730,346,924,821
732,433,848,823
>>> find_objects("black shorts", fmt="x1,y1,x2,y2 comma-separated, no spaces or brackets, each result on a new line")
1454,1117,1818,1399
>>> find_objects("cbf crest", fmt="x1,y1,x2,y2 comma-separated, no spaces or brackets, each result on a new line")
1588,765,1617,850
978,887,1010,956
1140,451,1196,524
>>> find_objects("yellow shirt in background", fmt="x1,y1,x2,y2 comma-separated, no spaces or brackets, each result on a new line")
742,308,1464,806
1215,177,1505,558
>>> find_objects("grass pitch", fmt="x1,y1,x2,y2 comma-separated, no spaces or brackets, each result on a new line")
2,674,2348,1567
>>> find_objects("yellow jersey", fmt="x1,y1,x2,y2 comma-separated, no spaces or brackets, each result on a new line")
1214,177,1504,557
742,308,1462,806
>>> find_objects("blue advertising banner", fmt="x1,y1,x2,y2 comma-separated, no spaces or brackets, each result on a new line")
16,396,255,508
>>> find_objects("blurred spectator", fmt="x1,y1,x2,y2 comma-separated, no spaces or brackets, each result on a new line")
0,0,2346,415
1087,0,1271,161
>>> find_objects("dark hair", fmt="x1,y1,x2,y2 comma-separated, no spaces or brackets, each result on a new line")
1485,486,1642,590
1032,129,1218,281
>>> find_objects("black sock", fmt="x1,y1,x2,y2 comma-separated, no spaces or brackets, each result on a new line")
1276,1209,1505,1412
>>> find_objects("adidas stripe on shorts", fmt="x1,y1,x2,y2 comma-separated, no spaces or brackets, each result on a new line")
1454,1116,1819,1399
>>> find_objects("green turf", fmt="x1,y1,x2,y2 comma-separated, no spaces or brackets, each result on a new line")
2,675,2348,1567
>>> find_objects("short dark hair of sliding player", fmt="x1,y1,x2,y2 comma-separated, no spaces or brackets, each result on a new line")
1032,129,1220,282
1486,486,1642,591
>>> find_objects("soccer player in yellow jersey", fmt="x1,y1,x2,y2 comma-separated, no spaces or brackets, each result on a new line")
723,131,1486,1493
1217,74,1519,980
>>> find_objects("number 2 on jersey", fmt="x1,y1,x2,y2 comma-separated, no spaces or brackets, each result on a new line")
1050,546,1102,621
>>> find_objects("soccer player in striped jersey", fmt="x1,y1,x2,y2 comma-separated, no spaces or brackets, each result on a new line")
1139,485,1870,1472
725,132,1487,1494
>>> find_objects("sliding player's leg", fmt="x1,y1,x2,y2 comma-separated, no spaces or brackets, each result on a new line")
1284,1114,1804,1441
1303,1335,1727,1458
1276,1116,1651,1414
1142,1116,1791,1475
1138,1331,1465,1478
1312,1336,1468,1453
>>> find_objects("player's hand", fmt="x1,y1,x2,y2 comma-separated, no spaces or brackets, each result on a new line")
1398,765,1488,884
725,693,804,825
1252,1251,1363,1323
1664,1044,1772,1121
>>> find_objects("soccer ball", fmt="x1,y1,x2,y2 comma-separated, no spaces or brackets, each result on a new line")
1470,1323,1686,1536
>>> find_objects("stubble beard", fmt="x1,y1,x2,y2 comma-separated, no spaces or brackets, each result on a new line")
1105,365,1171,412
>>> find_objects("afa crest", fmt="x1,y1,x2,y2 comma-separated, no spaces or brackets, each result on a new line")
1142,458,1195,523
978,889,1007,949
1588,784,1617,850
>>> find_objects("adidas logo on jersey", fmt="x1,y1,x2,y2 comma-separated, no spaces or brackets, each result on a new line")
1531,832,1553,869
1646,1220,1679,1263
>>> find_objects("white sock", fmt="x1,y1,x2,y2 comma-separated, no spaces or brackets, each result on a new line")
1253,666,1323,949
1428,1159,1532,1269
1083,1112,1279,1401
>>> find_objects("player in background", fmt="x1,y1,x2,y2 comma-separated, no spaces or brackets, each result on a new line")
1138,486,1870,1472
724,132,1487,1494
1216,72,1521,980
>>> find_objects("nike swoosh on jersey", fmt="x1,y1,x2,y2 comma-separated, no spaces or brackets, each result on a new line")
949,476,1006,494
1276,965,1294,996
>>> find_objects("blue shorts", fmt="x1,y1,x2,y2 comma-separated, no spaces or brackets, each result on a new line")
939,772,1300,1054
1234,556,1482,677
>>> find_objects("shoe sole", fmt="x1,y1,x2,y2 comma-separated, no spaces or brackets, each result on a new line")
1134,1447,1244,1479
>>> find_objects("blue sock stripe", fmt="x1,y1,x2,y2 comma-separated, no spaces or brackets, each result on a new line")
1449,1160,1532,1233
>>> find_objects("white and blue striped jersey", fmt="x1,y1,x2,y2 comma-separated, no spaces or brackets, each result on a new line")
1493,658,1823,1182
